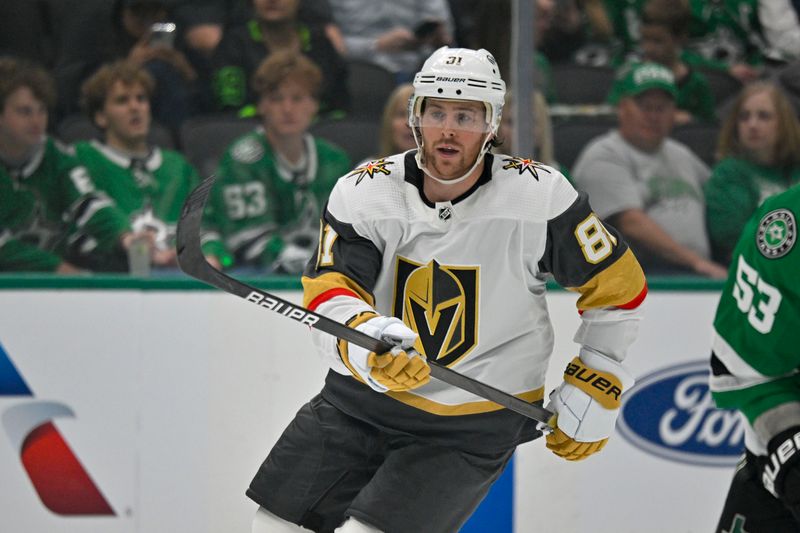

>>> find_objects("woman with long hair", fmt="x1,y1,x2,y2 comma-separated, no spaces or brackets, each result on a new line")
376,83,416,159
705,81,800,264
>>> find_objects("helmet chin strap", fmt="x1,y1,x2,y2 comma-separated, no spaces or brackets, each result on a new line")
415,132,494,186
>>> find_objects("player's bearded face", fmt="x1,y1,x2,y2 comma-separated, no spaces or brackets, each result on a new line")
419,99,489,180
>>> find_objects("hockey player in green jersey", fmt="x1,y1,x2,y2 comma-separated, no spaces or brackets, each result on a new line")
75,60,202,272
247,47,648,533
710,183,800,532
202,50,351,274
0,57,133,272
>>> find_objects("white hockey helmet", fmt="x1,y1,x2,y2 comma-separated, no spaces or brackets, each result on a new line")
409,47,506,184
409,47,506,136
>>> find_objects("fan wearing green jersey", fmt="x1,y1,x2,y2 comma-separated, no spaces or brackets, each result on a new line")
637,0,716,124
75,60,203,272
705,81,800,266
0,56,133,273
601,0,765,83
684,0,765,83
709,184,800,532
202,50,351,274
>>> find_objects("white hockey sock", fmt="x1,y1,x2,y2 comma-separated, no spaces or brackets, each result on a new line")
251,506,306,533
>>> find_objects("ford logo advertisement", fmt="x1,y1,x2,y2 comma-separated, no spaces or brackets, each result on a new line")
617,360,744,467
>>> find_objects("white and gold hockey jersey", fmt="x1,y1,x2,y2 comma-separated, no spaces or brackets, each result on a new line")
302,151,647,453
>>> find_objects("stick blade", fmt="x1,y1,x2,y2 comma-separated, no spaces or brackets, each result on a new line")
176,175,217,278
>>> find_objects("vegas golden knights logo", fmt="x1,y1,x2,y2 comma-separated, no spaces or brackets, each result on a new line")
392,257,479,366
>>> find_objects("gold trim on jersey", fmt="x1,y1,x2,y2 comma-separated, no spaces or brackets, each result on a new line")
569,249,646,310
302,272,375,309
386,387,545,416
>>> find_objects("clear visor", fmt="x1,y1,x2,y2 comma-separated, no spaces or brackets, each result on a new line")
413,98,492,134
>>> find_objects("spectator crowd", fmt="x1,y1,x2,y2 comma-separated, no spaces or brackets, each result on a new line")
2,0,800,278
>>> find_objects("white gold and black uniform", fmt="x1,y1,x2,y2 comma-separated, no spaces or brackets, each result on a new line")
301,150,646,451
246,150,647,532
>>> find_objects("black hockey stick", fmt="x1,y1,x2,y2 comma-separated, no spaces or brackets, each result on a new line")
176,175,555,428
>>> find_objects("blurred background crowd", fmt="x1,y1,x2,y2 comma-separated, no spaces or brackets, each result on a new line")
2,0,800,278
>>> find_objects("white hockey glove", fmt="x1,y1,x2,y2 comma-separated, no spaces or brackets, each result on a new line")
545,349,635,461
338,313,430,393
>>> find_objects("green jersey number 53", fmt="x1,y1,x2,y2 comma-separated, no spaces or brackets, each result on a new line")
732,255,783,334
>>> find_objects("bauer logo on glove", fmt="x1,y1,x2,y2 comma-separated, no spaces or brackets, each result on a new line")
762,427,800,499
545,349,635,461
563,357,624,409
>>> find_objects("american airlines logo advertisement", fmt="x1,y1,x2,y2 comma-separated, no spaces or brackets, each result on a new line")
0,341,115,515
618,360,745,467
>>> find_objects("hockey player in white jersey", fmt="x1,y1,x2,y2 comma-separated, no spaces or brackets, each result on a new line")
248,47,648,533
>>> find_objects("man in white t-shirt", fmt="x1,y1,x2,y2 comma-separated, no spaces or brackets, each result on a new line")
573,62,727,278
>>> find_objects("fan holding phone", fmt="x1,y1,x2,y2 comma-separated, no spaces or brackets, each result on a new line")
149,22,177,49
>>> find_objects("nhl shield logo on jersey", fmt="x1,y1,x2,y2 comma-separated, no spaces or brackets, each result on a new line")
392,257,478,366
346,158,394,185
756,208,796,259
501,157,549,180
